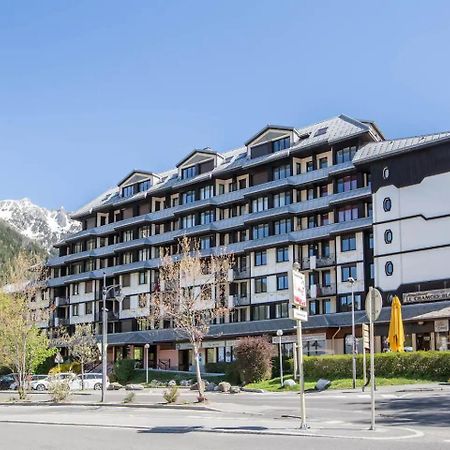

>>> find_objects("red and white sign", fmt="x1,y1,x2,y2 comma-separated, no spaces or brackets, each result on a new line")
292,269,306,308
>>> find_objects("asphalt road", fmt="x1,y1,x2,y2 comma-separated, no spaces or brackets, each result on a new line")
0,384,449,449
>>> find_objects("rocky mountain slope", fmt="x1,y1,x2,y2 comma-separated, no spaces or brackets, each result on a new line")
0,198,81,253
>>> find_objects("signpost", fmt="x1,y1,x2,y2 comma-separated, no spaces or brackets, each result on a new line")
365,287,382,431
290,263,308,430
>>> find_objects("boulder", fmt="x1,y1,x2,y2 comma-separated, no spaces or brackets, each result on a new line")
205,382,216,392
179,380,191,387
283,379,297,388
107,382,123,390
315,379,331,391
125,384,145,391
167,380,177,387
218,381,231,393
230,386,240,394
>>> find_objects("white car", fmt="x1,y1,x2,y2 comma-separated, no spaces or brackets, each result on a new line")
31,372,109,391
10,374,47,391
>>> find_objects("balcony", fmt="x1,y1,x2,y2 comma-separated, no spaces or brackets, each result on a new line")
302,254,336,270
55,296,70,306
308,283,336,298
233,268,249,280
232,295,250,307
53,317,69,327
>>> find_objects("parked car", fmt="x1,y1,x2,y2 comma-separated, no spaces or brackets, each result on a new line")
0,373,18,390
9,374,48,391
31,372,109,391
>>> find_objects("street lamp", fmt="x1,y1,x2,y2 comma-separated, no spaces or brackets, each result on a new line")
276,329,284,387
348,276,356,390
101,272,123,403
144,343,150,384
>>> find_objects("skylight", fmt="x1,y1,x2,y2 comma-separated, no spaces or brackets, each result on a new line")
314,127,328,137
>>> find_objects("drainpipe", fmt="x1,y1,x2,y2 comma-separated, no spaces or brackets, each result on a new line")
331,327,342,355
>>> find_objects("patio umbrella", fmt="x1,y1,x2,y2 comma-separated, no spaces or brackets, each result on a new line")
388,296,405,352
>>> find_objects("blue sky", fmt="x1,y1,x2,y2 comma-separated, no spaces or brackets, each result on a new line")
1,0,450,211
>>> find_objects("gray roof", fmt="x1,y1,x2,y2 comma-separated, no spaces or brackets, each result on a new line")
353,132,450,164
103,300,450,345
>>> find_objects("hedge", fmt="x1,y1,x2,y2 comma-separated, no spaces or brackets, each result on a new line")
280,351,450,381
205,361,240,384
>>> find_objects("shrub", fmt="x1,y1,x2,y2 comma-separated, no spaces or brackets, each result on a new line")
48,361,81,375
48,376,71,403
234,336,273,384
123,392,135,404
113,359,136,385
163,385,179,404
282,351,450,381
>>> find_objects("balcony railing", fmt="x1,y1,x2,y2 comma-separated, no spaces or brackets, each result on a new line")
308,283,336,298
55,296,70,306
302,253,336,270
233,268,249,280
232,294,250,307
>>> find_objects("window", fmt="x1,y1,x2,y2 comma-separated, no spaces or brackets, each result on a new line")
383,197,392,212
121,185,134,198
122,252,133,264
139,226,151,238
200,185,213,200
306,161,314,172
275,302,289,319
85,281,93,294
181,166,197,179
273,164,291,180
276,247,289,262
139,272,148,285
72,304,79,316
200,235,214,249
319,185,328,197
274,218,291,235
341,234,356,252
86,239,96,250
384,229,393,244
369,232,374,249
139,248,151,261
322,241,331,257
319,157,328,169
338,205,359,222
254,277,267,293
277,273,288,290
322,299,331,314
307,188,315,200
123,229,133,242
321,213,329,226
252,196,269,212
122,296,131,310
336,146,357,164
182,190,196,204
385,261,394,276
122,274,131,287
370,263,375,279
272,137,290,152
341,264,357,281
337,175,358,193
254,251,267,266
85,302,93,315
314,127,328,137
273,191,292,207
382,167,390,180
309,300,320,315
72,283,79,295
85,259,94,271
200,210,214,225
182,214,196,229
322,270,331,287
338,293,363,312
252,304,270,321
307,216,316,228
253,224,269,239
138,180,151,192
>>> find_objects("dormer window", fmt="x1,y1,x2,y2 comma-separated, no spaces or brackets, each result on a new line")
122,185,135,198
181,166,198,180
138,180,151,192
273,137,290,152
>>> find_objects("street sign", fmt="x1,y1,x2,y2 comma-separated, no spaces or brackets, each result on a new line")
362,323,370,350
54,352,63,364
290,307,308,322
291,269,307,308
365,287,382,322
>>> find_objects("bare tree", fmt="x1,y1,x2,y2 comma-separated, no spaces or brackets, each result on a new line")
150,236,233,402
0,252,55,399
63,323,99,390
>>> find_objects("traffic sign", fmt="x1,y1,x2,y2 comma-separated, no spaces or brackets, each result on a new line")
54,352,63,364
290,307,308,322
365,287,382,322
291,269,306,307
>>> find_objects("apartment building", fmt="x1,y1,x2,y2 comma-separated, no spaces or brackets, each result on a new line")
46,115,450,370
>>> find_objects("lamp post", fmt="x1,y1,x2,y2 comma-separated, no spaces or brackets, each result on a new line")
276,329,284,387
144,343,150,384
348,276,356,389
101,272,123,403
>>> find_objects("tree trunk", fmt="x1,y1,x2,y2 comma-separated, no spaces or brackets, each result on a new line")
81,362,84,390
194,345,205,402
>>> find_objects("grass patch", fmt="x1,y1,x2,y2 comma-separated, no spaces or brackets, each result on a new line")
246,375,437,392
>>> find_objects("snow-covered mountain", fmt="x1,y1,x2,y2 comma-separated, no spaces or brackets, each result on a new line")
0,198,81,252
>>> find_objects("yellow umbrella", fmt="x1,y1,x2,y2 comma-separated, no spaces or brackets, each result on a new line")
388,296,405,352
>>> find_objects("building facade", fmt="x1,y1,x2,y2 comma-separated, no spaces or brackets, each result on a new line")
46,115,450,370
